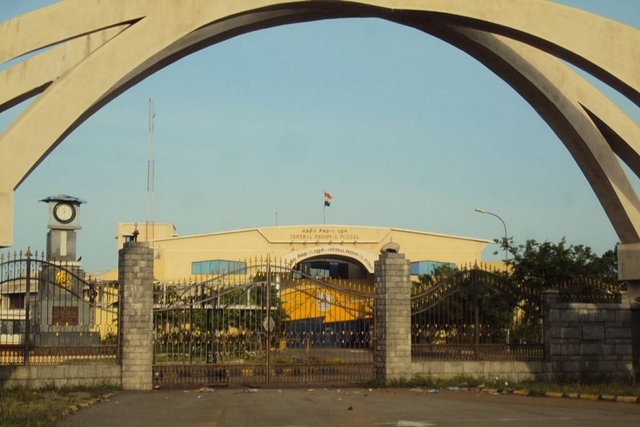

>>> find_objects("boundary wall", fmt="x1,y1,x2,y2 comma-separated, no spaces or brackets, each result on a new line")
0,242,151,389
408,361,546,383
0,365,120,388
1,246,634,388
406,293,633,383
375,251,634,384
541,291,633,382
375,251,547,383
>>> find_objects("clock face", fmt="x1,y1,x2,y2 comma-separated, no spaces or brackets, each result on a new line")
53,202,76,224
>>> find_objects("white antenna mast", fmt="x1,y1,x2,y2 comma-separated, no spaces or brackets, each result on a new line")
146,98,156,242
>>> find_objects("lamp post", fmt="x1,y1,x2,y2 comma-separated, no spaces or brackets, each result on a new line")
475,207,509,264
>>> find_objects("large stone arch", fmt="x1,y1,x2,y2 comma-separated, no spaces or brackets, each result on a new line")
1,0,639,261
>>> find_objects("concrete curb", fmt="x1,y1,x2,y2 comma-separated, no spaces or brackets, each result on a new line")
465,387,638,404
580,394,600,401
616,395,639,403
544,391,564,398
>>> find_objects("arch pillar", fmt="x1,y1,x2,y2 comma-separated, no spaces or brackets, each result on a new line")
2,0,640,254
616,244,640,382
618,245,640,301
0,190,13,247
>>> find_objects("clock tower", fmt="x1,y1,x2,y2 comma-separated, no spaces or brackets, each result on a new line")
40,195,86,262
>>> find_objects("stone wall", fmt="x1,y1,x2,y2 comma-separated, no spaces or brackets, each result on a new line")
541,291,633,382
0,365,121,388
408,361,547,383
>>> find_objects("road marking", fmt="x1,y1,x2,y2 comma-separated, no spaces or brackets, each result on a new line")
397,422,436,427
275,417,573,427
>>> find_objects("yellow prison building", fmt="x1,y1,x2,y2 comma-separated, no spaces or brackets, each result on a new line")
116,223,491,282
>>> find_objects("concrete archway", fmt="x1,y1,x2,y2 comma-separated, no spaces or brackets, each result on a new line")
282,246,377,275
1,0,639,276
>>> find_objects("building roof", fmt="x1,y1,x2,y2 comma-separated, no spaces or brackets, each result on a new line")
0,278,35,294
39,194,87,204
150,224,492,245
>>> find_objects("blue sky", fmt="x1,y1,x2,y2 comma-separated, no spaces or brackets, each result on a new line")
1,1,640,272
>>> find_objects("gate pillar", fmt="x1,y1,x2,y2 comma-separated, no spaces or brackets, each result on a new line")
118,241,154,390
374,248,412,383
617,244,640,384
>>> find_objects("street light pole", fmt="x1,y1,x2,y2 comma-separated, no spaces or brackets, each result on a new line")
475,207,509,264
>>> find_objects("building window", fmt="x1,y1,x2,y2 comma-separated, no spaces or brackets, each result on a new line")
192,260,247,275
1,320,23,334
298,261,349,279
8,294,25,310
410,260,456,276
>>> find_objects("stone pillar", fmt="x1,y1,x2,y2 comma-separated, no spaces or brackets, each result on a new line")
617,243,640,384
118,242,154,390
374,249,412,383
542,291,556,369
627,286,640,385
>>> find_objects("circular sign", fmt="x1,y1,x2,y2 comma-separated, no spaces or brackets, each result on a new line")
56,271,72,289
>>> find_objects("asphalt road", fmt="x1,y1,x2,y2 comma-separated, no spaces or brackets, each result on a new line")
58,387,640,427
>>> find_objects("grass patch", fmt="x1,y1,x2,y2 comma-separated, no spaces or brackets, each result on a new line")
0,383,119,427
515,380,640,398
367,375,640,398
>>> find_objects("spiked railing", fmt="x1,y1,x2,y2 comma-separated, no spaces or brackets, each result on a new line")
0,249,119,365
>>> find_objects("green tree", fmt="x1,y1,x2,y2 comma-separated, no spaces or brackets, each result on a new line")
501,237,621,290
497,238,622,344
412,264,459,293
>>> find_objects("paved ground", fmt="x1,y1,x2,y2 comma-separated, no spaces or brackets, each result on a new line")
58,387,640,427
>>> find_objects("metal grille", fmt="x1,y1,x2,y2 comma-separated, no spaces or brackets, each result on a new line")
0,250,119,365
556,278,623,303
153,258,375,387
411,267,544,361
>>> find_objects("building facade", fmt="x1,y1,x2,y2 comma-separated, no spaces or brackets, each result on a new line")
117,223,491,282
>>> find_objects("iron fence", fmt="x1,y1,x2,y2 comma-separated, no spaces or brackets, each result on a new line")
411,266,544,361
0,250,119,365
410,266,625,362
556,278,624,303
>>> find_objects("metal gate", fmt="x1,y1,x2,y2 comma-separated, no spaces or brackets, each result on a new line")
153,258,375,388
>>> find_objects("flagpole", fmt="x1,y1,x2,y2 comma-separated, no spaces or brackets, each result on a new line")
323,200,326,224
